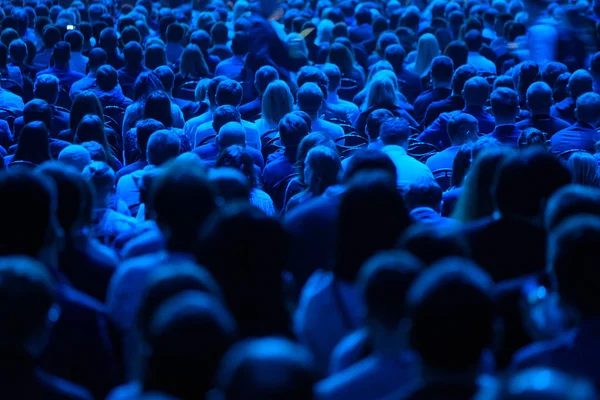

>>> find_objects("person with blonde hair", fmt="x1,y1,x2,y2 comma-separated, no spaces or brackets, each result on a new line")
406,33,440,77
568,152,600,187
315,19,334,47
255,80,294,135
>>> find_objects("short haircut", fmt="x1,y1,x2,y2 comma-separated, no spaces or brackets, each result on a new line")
526,81,553,114
430,55,454,83
384,44,407,72
88,47,107,69
451,64,478,94
493,75,516,91
297,82,324,114
399,225,469,265
154,65,175,93
464,29,483,51
96,65,118,91
296,66,328,98
541,61,568,88
575,92,600,124
358,250,423,327
279,113,309,149
52,41,71,64
211,21,229,44
407,258,495,370
404,178,443,211
254,66,279,95
462,76,489,106
490,87,519,119
34,74,59,104
321,63,341,91
123,40,143,66
494,148,571,218
447,113,478,145
568,69,593,99
23,99,52,129
443,40,469,68
212,105,242,133
146,129,181,166
217,122,245,149
136,118,165,155
9,39,27,62
379,117,410,146
215,80,243,107
64,29,83,52
231,31,249,56
549,216,600,315
355,7,372,24
366,109,395,141
166,22,184,42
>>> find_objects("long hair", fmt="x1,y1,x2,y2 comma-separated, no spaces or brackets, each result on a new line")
315,19,334,46
143,91,173,128
296,131,337,184
413,33,440,76
13,121,51,165
568,152,600,187
452,146,515,222
305,146,341,195
365,73,399,110
145,44,167,70
233,0,249,22
261,80,294,130
327,42,354,76
180,44,209,80
70,91,105,132
74,114,118,169
215,145,258,188
134,71,164,102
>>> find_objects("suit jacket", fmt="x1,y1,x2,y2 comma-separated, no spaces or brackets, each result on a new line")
461,216,546,282
516,114,571,138
487,124,522,148
550,97,576,125
413,88,452,125
423,95,464,127
550,122,600,155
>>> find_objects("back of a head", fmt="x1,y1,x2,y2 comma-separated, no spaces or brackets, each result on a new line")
96,65,118,92
461,77,488,110
443,40,469,68
493,75,516,91
149,158,214,252
366,109,395,142
147,129,181,166
231,32,250,57
494,148,571,219
15,121,51,165
336,171,411,282
154,65,175,93
216,337,317,400
88,47,108,70
64,29,83,52
209,167,252,204
400,225,469,266
545,184,600,231
74,114,107,149
8,39,27,63
213,106,242,134
145,292,237,399
526,81,553,114
0,256,56,353
216,79,243,108
448,112,479,146
23,99,52,129
568,70,593,100
343,149,398,184
82,161,115,199
575,92,600,126
451,64,478,95
144,91,173,127
217,122,246,149
255,66,279,95
123,40,143,67
379,117,410,146
404,177,444,211
136,119,166,157
568,152,600,187
296,66,328,98
464,29,483,52
517,128,547,150
407,257,495,370
262,80,293,125
384,44,407,72
58,145,92,172
490,87,519,121
279,113,309,149
517,61,539,93
297,82,324,115
34,74,60,105
541,62,568,88
134,71,164,102
358,250,423,328
165,22,184,43
100,27,118,50
321,63,342,92
52,41,71,64
549,215,600,317
430,55,454,84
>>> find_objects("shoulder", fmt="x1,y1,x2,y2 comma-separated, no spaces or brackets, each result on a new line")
35,369,93,400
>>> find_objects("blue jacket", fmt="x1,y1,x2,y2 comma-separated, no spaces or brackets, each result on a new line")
550,122,600,155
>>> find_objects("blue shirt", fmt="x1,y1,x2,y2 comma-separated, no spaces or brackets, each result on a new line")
215,55,245,81
70,72,97,99
487,124,522,148
550,122,600,155
418,107,495,149
37,65,85,89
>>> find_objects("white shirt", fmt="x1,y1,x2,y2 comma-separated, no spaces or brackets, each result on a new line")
467,52,497,75
381,145,434,187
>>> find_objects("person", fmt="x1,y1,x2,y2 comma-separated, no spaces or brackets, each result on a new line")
316,251,423,400
194,119,264,170
70,48,107,99
209,22,233,60
512,216,600,389
568,152,600,187
327,42,366,91
412,55,453,124
239,65,279,121
173,44,210,91
255,80,294,136
215,337,317,400
9,39,37,83
404,178,457,229
138,292,237,399
465,29,497,75
551,92,600,156
0,42,24,87
154,65,207,122
165,23,185,63
443,40,469,70
216,145,275,216
518,128,548,150
387,258,497,399
0,256,93,399
144,44,167,71
116,119,165,182
423,64,478,127
321,63,360,124
117,129,181,213
462,148,571,281
10,121,52,166
420,75,493,149
36,42,84,90
94,65,133,109
262,113,309,210
0,170,119,399
0,71,25,112
117,41,149,100
545,185,600,232
379,118,434,187
34,25,60,67
58,144,92,171
349,7,374,44
286,146,342,213
64,29,87,75
516,81,571,138
488,87,522,147
426,113,478,173
297,82,344,142
551,69,594,124
295,171,412,373
74,114,121,171
406,33,440,78
384,44,422,104
99,28,125,70
215,32,249,81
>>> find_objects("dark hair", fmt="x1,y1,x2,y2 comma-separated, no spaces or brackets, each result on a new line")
207,76,229,107
14,121,51,165
74,114,114,164
490,87,519,119
384,44,407,73
70,91,105,132
96,65,118,91
336,172,411,282
295,132,336,183
430,55,454,83
407,258,495,370
443,40,469,68
166,22,184,43
23,99,52,130
545,185,600,231
215,146,257,188
88,47,108,69
180,44,209,80
136,118,166,157
404,178,443,211
365,109,394,141
145,44,167,70
518,128,547,150
451,64,477,94
321,63,341,91
144,91,173,128
121,25,142,45
52,41,71,64
210,21,228,44
254,66,279,95
212,106,241,134
380,117,411,146
146,129,181,166
296,66,329,98
123,41,143,68
231,31,249,56
279,113,309,149
297,82,324,114
343,149,398,183
153,65,175,93
215,79,243,107
355,7,372,25
464,29,483,51
64,29,83,52
400,225,469,266
134,71,164,102
541,62,568,88
42,25,61,49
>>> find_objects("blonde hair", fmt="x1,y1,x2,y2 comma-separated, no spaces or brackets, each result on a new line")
365,72,399,110
413,33,440,76
315,19,334,46
569,152,600,187
262,80,294,129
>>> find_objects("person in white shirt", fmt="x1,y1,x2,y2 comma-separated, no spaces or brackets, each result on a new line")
379,117,434,188
465,29,497,75
297,82,344,142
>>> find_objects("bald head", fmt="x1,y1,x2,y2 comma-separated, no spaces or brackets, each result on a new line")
526,81,553,115
447,113,479,145
217,122,246,150
462,76,489,107
58,144,91,171
568,70,593,100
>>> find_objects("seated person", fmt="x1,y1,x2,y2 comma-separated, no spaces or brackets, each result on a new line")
71,48,107,99
551,69,593,125
551,92,600,156
93,65,133,109
516,81,570,138
215,31,249,82
321,63,360,124
36,41,85,90
488,88,522,147
426,113,479,172
297,82,344,141
154,65,207,122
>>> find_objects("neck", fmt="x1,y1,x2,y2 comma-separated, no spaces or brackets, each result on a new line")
495,118,515,126
530,110,550,117
327,91,340,102
433,82,451,90
54,62,69,69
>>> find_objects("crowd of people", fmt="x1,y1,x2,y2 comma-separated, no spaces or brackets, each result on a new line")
2,0,600,398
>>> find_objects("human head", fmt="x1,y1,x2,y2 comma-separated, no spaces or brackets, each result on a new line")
568,70,594,100
366,109,395,142
64,29,83,53
210,106,240,135
134,72,164,102
365,73,398,110
153,66,175,94
379,117,410,148
143,292,237,399
400,225,469,266
568,152,600,187
541,61,568,89
413,33,440,76
451,64,478,96
96,65,118,92
121,25,142,45
261,80,294,127
88,47,107,73
69,91,105,134
136,119,166,159
146,130,180,167
166,22,184,44
326,43,353,78
215,337,316,400
231,31,249,57
34,74,60,105
14,122,52,165
464,29,483,52
8,39,27,64
22,99,52,133
462,76,489,108
99,27,118,51
254,66,279,96
343,150,398,184
384,44,407,75
303,146,341,195
295,132,336,183
297,82,324,116
407,258,496,370
490,88,519,124
404,178,444,212
123,41,143,69
142,91,173,128
180,44,209,79
216,122,246,151
376,32,400,59
430,55,454,88
145,44,167,70
517,61,539,95
82,161,115,204
321,63,343,93
42,25,61,50
57,144,92,172
545,185,600,231
443,40,469,69
447,113,479,146
216,79,243,108
575,92,600,127
517,128,547,150
494,148,571,220
148,158,214,253
296,66,328,98
493,75,516,91
279,113,309,150
526,81,553,115
74,114,110,155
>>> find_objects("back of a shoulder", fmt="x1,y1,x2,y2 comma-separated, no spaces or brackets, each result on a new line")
285,193,341,227
35,369,93,400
